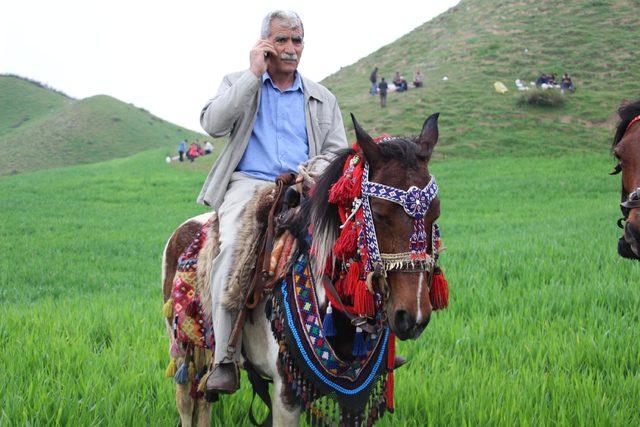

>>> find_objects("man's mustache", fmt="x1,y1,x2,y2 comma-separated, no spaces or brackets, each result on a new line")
280,53,298,61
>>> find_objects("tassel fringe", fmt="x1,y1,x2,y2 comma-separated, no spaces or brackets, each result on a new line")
165,358,177,378
430,268,449,310
162,298,173,318
352,327,367,357
323,303,336,337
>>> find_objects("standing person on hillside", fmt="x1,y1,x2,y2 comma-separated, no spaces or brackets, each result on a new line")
177,139,186,162
413,69,424,88
369,67,378,96
378,77,388,107
197,10,348,396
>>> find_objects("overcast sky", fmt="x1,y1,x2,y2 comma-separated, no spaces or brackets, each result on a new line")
1,0,459,133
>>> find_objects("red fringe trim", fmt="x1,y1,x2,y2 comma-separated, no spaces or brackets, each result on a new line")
333,224,358,260
328,174,355,206
354,280,375,318
429,269,449,310
386,332,395,412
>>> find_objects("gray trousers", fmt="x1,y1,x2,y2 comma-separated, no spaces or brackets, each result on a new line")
211,172,271,364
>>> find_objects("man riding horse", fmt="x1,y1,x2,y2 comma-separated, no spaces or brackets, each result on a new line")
197,10,348,395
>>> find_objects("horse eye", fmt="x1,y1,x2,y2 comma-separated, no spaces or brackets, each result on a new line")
373,212,390,224
610,163,622,175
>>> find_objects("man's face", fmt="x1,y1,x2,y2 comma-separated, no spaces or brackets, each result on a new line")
267,19,304,75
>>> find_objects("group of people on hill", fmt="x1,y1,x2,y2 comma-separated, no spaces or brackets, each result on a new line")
535,73,575,93
369,67,425,107
177,139,214,162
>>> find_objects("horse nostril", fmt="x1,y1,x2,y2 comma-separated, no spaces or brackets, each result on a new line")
394,310,415,334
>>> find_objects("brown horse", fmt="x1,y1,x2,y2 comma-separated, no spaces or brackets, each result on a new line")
612,99,640,260
162,113,444,426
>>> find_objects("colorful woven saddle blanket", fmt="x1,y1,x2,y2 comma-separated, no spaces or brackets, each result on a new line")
271,254,393,424
169,220,215,352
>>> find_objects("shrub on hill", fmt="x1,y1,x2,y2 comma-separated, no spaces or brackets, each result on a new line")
517,90,565,108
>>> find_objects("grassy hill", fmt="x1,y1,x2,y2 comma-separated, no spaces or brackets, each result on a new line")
322,0,640,157
0,75,209,175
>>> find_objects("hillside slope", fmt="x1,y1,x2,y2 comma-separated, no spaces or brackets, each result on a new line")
0,75,73,137
322,0,640,157
0,75,208,175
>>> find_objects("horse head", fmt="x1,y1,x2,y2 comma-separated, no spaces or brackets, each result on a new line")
612,99,640,260
352,113,441,340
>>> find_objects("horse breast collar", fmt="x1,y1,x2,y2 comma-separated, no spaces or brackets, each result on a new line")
360,162,439,274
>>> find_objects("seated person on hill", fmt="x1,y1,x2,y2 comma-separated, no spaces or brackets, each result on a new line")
187,143,200,162
560,73,575,93
413,70,424,88
548,73,557,86
535,74,549,87
393,73,408,92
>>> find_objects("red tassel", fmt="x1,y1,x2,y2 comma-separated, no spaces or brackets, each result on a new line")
386,331,395,412
345,262,361,293
429,268,449,310
346,165,364,199
354,280,375,318
328,174,354,205
333,225,358,260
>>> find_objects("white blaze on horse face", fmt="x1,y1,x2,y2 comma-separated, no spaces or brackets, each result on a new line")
416,272,424,324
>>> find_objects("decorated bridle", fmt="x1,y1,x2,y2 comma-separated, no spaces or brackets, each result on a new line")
360,162,440,275
614,115,640,229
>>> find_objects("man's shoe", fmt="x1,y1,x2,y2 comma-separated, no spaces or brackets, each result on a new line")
205,362,240,395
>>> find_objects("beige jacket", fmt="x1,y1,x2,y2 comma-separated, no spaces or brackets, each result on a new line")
197,70,348,209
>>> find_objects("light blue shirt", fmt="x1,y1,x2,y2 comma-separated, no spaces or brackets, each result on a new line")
236,72,309,181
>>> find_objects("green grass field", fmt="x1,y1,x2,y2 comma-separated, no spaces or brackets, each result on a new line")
2,0,639,424
1,145,638,425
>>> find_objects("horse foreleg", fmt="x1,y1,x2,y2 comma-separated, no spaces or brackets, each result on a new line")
272,376,300,427
194,397,211,427
175,381,194,427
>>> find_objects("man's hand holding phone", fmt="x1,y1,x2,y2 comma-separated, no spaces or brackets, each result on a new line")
250,39,277,77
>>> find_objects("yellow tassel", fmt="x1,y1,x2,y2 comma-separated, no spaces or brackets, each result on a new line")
188,361,196,382
198,370,212,392
165,358,177,378
162,298,173,318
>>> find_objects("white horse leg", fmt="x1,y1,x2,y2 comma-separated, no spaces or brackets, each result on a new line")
194,397,211,427
272,375,301,427
174,368,194,426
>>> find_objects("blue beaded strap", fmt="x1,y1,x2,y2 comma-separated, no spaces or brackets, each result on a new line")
281,280,389,395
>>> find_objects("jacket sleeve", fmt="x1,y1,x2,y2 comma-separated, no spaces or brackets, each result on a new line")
309,96,349,175
321,96,349,156
200,70,261,137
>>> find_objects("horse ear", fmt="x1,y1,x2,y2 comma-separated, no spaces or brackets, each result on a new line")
417,113,439,159
351,113,381,165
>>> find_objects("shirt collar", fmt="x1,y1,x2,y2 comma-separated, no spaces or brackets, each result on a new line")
262,71,303,93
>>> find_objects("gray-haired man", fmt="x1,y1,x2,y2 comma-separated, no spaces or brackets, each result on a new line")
198,10,348,394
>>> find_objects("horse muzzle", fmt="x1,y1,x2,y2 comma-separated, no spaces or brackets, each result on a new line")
619,221,640,260
392,309,430,340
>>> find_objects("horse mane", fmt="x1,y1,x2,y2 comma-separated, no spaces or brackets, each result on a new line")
613,99,640,148
298,137,425,278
